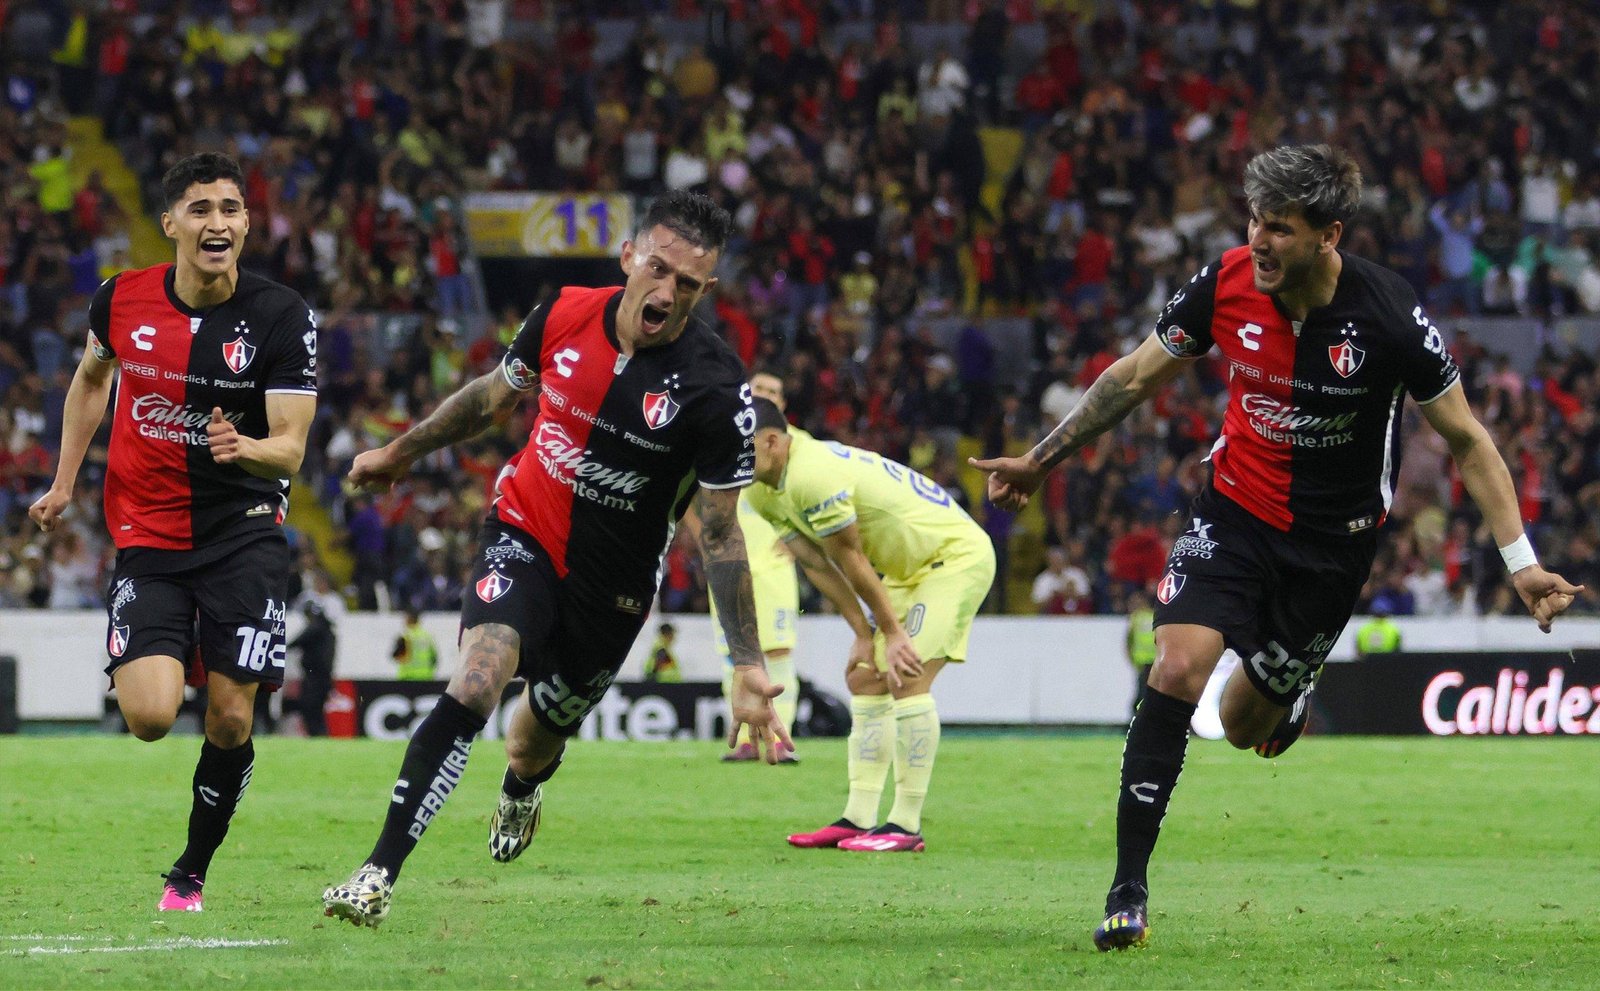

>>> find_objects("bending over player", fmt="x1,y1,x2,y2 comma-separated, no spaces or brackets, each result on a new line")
746,399,995,852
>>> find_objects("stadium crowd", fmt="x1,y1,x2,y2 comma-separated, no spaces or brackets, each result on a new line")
3,0,1600,620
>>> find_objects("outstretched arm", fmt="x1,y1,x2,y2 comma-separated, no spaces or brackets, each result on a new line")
1421,383,1584,631
969,332,1190,510
348,369,524,492
695,485,793,762
29,343,116,532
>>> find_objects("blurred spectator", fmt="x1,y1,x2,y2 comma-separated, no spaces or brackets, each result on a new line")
1031,543,1092,616
4,0,1600,621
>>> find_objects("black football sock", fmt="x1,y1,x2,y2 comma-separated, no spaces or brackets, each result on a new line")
172,737,255,881
1112,686,1196,891
502,756,561,799
367,694,486,881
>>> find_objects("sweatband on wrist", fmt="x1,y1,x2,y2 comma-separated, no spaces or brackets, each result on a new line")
1499,534,1537,574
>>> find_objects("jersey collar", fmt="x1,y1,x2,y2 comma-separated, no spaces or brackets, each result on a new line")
162,264,240,318
602,288,624,352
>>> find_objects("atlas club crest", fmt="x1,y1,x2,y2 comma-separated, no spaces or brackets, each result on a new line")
642,390,680,429
223,337,257,375
475,571,512,603
109,624,130,657
1156,570,1186,605
1328,339,1365,378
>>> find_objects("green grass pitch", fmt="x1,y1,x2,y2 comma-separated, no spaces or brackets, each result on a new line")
2,734,1595,989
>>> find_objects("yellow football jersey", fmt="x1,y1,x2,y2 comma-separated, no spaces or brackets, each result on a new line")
746,432,987,582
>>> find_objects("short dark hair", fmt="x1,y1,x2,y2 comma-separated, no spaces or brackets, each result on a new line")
161,152,245,210
638,190,733,255
1243,144,1362,229
752,397,788,432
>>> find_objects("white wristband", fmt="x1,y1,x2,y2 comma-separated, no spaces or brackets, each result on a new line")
1499,534,1538,575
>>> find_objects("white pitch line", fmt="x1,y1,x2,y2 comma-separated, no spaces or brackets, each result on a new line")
10,937,289,956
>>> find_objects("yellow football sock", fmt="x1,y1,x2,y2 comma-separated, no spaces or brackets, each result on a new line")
842,694,895,828
886,693,940,834
767,656,798,736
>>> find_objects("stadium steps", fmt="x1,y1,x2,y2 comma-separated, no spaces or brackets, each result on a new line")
289,483,354,588
968,126,1025,313
65,116,167,267
977,126,1025,222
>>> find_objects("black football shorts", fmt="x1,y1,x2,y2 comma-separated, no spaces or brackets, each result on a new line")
105,535,291,688
460,517,650,737
1152,487,1378,705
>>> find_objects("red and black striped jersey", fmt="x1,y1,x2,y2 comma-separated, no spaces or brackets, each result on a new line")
493,286,754,598
1155,247,1459,537
89,264,317,552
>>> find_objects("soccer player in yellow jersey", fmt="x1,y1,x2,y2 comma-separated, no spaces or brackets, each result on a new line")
745,398,995,852
711,371,803,762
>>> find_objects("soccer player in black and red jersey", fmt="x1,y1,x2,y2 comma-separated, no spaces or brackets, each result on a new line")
971,145,1584,951
321,190,791,928
29,152,318,913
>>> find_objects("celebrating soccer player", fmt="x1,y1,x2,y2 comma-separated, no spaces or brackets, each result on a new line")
29,152,318,913
322,191,791,928
970,145,1583,950
745,398,996,853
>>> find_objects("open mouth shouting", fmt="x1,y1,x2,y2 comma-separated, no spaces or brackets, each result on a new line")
640,300,671,334
200,237,233,262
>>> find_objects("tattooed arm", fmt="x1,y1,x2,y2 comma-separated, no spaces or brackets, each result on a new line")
348,370,524,492
695,484,793,763
695,485,763,669
969,332,1192,510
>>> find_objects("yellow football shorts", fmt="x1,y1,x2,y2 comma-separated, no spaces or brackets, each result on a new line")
874,538,995,667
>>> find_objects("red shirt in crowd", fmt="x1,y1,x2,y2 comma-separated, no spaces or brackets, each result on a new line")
1015,69,1067,116
1073,227,1113,288
429,231,460,279
1108,523,1167,587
